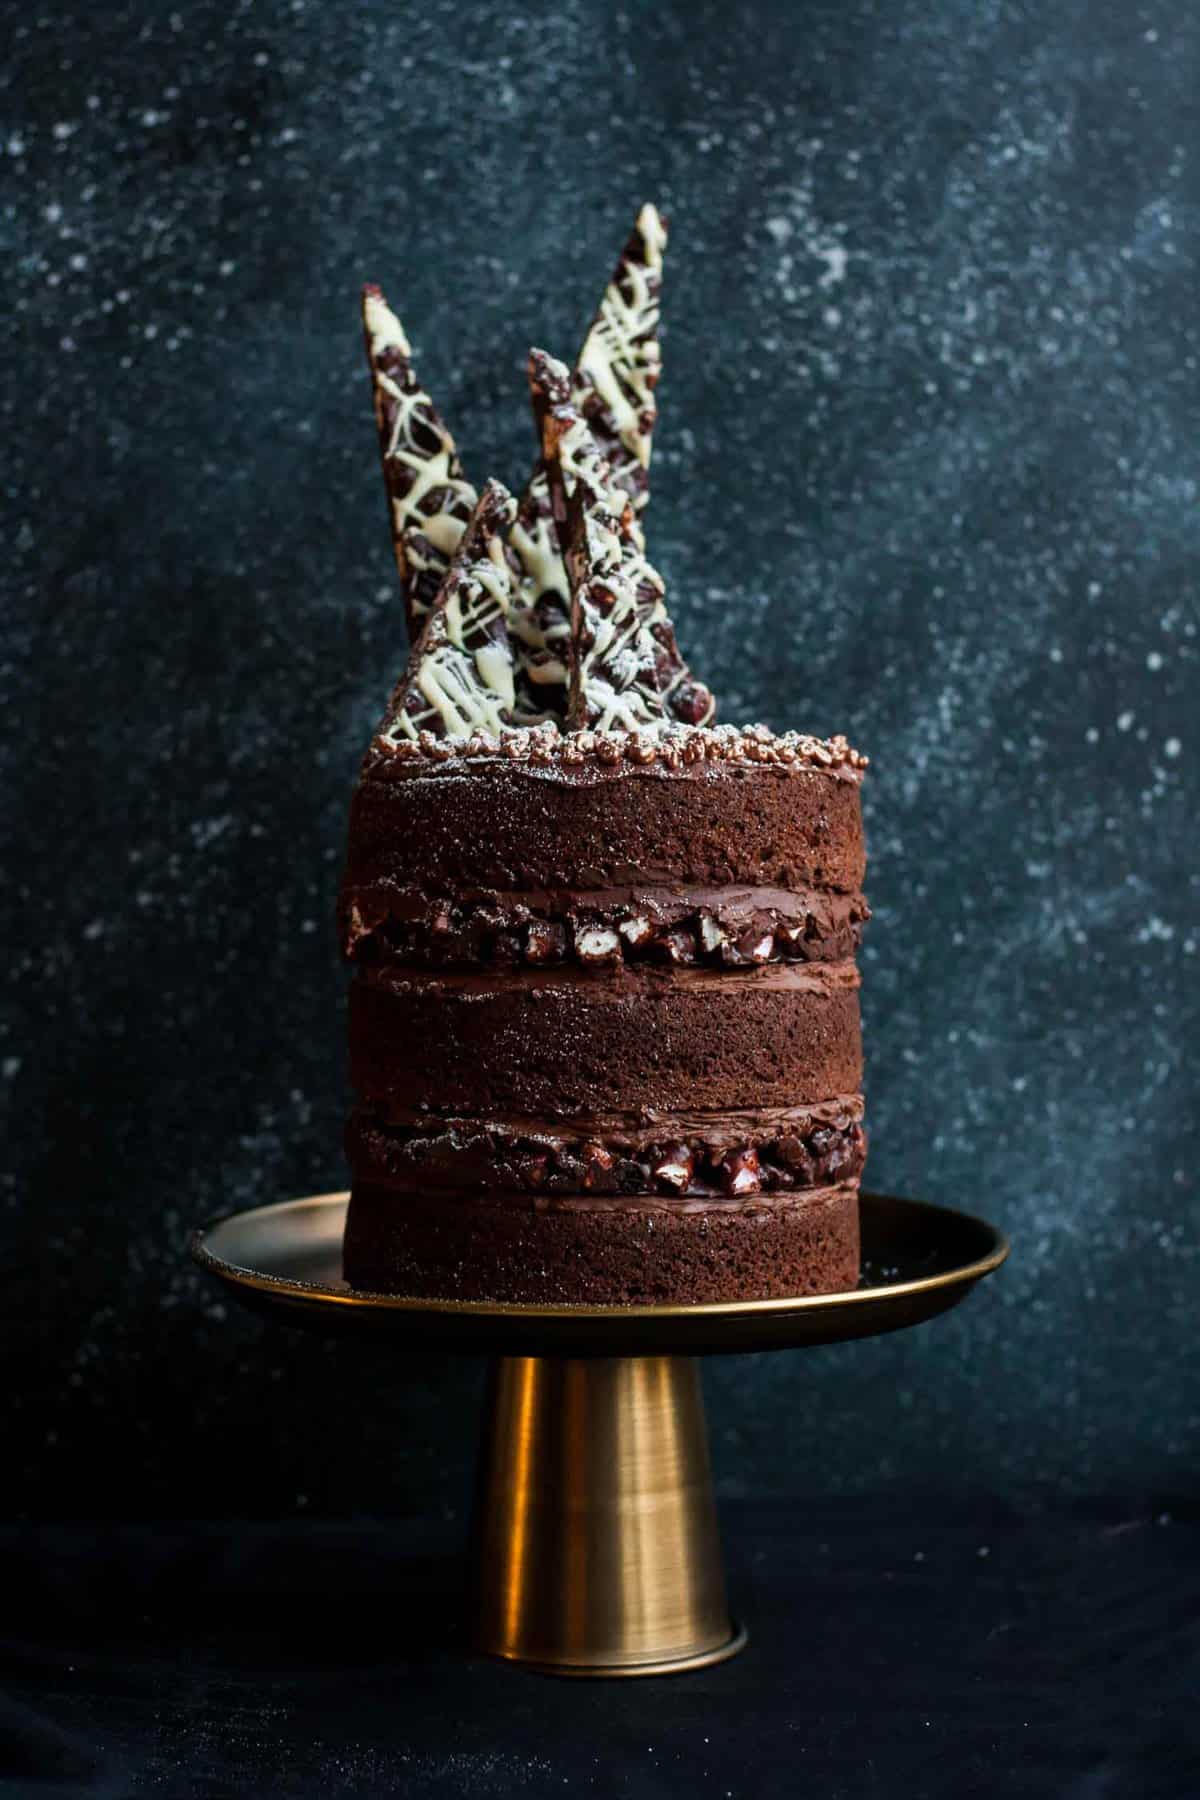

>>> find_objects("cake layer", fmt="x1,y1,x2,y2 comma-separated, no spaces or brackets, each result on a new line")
344,754,865,895
346,1096,866,1198
342,1180,862,1303
348,961,863,1115
340,879,869,971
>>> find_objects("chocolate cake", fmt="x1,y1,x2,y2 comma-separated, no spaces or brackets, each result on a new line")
339,208,869,1304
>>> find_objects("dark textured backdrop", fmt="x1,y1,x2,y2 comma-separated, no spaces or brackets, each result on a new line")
3,0,1197,1523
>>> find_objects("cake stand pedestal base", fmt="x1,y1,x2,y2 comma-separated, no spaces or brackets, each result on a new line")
475,1355,744,1675
190,1190,1007,1678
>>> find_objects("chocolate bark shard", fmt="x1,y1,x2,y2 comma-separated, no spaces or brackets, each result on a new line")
380,479,519,742
530,350,666,732
529,350,714,731
505,469,572,724
365,209,664,673
507,205,685,722
361,285,477,641
572,201,667,510
363,208,712,726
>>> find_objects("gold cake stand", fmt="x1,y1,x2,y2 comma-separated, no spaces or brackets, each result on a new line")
190,1190,1007,1677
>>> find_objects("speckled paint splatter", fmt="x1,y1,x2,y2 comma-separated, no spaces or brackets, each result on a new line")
1,0,1197,1517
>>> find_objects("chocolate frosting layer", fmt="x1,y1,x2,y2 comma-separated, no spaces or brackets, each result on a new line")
347,1097,866,1198
340,879,869,970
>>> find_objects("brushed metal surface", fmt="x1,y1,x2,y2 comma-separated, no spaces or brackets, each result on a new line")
472,1355,743,1675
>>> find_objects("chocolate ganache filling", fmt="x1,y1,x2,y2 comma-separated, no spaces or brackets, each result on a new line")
348,1098,866,1199
341,882,869,971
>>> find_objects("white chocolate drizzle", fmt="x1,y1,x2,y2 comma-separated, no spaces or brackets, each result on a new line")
533,350,666,731
361,286,478,637
361,206,712,730
505,207,667,719
572,202,666,505
382,480,519,741
531,350,713,729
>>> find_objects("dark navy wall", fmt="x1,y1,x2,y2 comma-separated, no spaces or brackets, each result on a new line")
4,0,1197,1520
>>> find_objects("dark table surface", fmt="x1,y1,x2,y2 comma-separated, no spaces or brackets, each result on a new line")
3,1498,1196,1799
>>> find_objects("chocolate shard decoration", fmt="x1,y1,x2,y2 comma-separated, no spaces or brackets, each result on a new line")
505,466,573,725
361,284,478,641
530,350,714,730
363,209,661,671
563,484,666,734
527,350,577,526
531,350,665,732
572,201,667,511
364,208,712,725
380,479,520,741
508,204,689,723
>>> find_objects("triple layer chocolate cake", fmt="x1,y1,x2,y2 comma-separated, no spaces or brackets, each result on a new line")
339,207,869,1303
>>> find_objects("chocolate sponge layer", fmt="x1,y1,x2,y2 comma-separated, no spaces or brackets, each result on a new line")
342,1181,862,1304
349,962,863,1116
345,757,866,894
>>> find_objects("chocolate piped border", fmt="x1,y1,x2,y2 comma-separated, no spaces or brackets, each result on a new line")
347,1098,866,1199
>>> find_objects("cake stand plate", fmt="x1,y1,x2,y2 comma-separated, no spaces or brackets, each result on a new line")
190,1191,1007,1677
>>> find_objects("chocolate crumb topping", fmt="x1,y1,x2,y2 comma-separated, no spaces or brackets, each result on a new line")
364,719,867,775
